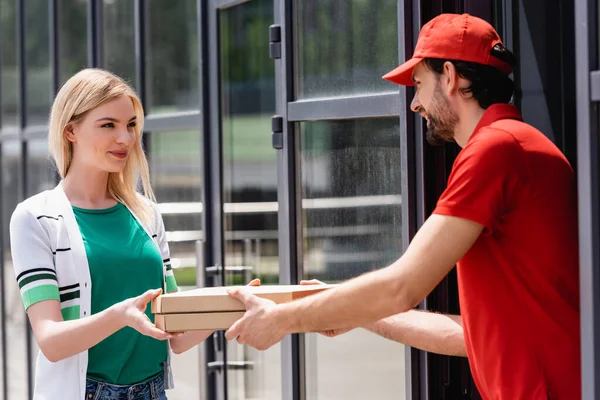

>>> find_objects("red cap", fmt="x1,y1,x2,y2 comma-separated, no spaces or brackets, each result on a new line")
383,13,512,86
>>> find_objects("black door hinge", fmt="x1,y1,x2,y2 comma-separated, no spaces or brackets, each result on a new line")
269,25,281,59
271,115,283,150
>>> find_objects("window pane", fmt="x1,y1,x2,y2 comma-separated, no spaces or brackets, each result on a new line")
26,1,53,125
2,141,28,399
145,0,199,113
103,0,136,86
58,0,88,85
1,0,18,126
300,118,405,399
294,0,398,99
219,1,280,397
148,130,203,399
149,130,203,266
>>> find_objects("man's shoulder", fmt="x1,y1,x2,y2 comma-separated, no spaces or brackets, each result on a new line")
461,125,524,163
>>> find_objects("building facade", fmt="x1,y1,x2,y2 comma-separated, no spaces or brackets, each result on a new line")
0,0,597,399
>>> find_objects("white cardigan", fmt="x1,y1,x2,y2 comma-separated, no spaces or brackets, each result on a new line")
9,182,176,400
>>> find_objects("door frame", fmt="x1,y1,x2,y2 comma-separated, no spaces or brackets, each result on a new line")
575,0,600,398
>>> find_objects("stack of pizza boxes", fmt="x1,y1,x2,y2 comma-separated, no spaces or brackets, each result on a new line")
151,284,334,332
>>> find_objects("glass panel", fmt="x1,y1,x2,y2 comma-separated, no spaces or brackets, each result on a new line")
2,141,28,399
219,1,281,398
1,0,18,126
145,0,199,113
148,130,203,399
300,118,405,399
294,0,398,99
57,0,88,85
103,0,136,86
26,1,53,126
513,0,575,159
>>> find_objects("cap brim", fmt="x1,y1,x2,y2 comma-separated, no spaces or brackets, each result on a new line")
382,57,423,86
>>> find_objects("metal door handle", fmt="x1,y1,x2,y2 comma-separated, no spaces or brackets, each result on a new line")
205,265,253,276
196,239,255,398
207,360,255,373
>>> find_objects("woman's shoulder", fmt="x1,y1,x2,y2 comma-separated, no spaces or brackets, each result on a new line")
10,189,61,232
13,189,59,218
134,192,163,226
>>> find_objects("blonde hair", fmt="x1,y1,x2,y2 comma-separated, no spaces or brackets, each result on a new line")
48,68,155,224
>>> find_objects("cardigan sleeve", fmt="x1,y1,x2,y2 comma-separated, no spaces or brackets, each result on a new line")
151,202,178,294
9,203,60,310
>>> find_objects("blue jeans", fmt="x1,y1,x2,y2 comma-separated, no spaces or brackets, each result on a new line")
85,373,168,400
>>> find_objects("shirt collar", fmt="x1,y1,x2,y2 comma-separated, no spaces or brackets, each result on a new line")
470,104,522,141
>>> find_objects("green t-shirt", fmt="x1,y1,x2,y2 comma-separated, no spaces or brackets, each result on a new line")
73,202,168,385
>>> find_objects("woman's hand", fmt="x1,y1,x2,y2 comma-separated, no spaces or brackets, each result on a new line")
115,288,176,340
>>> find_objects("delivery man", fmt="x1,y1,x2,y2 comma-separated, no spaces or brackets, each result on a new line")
224,13,581,400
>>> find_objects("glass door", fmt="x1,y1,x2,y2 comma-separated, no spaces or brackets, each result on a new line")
219,0,281,398
209,0,280,398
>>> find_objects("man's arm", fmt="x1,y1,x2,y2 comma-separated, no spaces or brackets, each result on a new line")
225,214,483,350
365,310,466,357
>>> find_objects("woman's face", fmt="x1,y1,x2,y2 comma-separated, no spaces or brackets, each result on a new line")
66,96,137,173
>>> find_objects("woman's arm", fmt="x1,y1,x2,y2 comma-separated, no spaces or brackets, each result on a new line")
169,331,213,355
28,288,174,363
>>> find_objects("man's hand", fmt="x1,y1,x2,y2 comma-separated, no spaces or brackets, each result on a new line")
224,287,287,350
169,278,262,354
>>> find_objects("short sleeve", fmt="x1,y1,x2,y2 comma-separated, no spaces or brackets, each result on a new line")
9,204,60,311
433,129,526,233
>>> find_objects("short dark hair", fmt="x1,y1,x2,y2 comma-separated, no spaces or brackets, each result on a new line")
423,47,517,109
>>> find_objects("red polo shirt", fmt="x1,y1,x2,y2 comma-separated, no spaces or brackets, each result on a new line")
433,104,580,399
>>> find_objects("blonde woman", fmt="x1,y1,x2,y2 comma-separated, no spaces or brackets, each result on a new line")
9,68,258,400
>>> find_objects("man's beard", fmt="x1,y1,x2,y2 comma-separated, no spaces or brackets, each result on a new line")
424,84,459,146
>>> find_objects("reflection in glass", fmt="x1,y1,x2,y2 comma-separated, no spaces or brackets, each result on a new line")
58,0,88,85
294,0,398,99
1,0,18,126
220,1,281,398
300,118,405,399
25,1,53,126
2,142,28,399
145,0,199,113
148,130,203,399
103,0,136,86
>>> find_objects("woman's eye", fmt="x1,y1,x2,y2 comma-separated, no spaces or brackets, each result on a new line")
128,122,137,128
101,123,114,128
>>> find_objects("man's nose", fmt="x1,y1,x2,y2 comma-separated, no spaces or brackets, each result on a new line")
410,93,421,113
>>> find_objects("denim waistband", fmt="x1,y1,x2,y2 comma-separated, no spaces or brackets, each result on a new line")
85,372,165,400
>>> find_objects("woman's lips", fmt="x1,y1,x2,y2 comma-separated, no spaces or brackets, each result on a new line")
109,150,128,159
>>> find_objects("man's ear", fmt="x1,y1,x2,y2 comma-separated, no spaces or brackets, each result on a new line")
65,124,76,143
442,61,460,96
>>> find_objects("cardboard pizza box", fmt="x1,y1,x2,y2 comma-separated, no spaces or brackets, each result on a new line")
151,284,335,314
154,311,245,332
